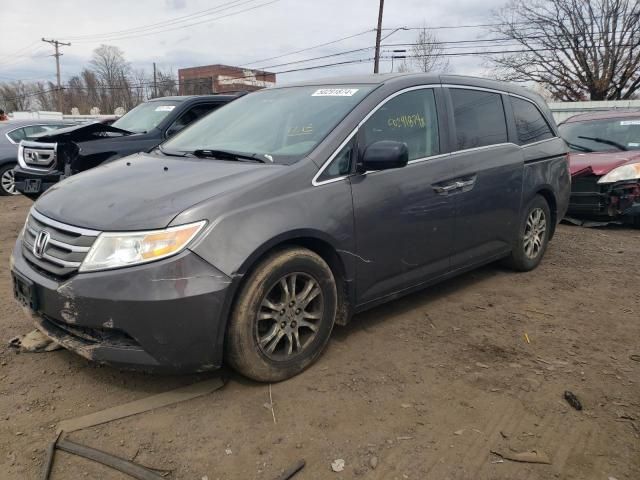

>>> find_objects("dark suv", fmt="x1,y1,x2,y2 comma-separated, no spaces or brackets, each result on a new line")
11,74,570,381
13,94,241,197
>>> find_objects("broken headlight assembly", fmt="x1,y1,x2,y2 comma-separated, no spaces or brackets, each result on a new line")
598,163,640,184
79,221,206,272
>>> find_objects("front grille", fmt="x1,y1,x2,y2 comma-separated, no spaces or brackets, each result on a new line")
20,140,58,171
22,210,99,278
569,174,607,214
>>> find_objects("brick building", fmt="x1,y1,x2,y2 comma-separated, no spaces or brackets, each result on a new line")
178,64,276,95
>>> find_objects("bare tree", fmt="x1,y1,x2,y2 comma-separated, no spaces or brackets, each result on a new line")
89,44,133,112
410,26,450,73
0,81,36,111
395,59,412,73
156,68,179,97
489,0,640,101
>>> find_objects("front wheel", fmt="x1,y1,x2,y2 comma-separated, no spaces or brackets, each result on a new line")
225,247,338,382
503,194,551,271
0,164,19,196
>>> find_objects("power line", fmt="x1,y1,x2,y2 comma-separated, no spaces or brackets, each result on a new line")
242,29,375,66
70,0,282,44
62,0,251,40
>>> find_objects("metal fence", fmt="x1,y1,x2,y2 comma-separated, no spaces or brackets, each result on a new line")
549,100,640,123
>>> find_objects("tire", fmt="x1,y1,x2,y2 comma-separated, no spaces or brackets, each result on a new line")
225,247,338,382
0,163,19,196
503,194,551,272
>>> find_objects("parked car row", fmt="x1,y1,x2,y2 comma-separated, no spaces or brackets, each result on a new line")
12,93,243,198
9,73,574,381
0,120,77,195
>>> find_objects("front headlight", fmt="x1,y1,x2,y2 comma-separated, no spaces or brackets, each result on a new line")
79,221,206,272
598,163,640,184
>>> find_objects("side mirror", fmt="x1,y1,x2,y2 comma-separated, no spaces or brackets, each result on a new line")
359,140,409,172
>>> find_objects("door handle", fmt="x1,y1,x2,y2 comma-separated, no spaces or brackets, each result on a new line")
433,183,459,194
456,179,476,188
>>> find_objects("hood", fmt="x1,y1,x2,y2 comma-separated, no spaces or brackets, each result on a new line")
569,150,640,177
30,122,133,142
34,152,283,230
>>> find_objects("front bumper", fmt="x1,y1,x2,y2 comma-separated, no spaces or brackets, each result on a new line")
13,166,63,196
11,236,233,372
567,175,640,224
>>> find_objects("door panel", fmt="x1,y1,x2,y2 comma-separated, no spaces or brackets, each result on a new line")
351,156,456,304
445,88,524,268
350,87,455,305
448,144,523,268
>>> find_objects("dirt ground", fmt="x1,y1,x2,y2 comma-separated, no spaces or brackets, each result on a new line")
1,194,638,480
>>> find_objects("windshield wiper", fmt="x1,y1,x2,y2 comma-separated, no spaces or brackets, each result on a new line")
577,135,628,151
190,149,265,163
566,142,594,153
157,144,188,157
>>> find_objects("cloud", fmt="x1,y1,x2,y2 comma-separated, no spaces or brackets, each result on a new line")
0,0,509,84
165,0,187,10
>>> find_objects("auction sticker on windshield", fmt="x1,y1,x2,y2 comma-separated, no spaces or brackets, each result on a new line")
312,88,359,97
155,105,176,112
620,120,640,125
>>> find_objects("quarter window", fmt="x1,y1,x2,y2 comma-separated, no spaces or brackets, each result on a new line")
511,97,554,145
361,89,440,161
317,140,354,182
450,89,508,150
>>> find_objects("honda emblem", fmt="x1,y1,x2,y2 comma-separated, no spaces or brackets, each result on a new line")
33,230,50,259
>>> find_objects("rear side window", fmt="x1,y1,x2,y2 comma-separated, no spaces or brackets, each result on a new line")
361,88,440,161
450,89,508,150
6,128,25,143
511,97,554,145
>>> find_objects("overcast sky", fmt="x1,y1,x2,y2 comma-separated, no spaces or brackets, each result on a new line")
0,0,508,85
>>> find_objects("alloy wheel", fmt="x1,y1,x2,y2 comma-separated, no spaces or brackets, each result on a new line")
256,272,324,360
1,168,18,195
523,207,546,259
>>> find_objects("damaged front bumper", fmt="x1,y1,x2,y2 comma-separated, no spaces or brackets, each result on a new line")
567,175,640,225
13,166,64,196
11,236,233,372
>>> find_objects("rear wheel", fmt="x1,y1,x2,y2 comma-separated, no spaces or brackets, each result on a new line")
503,194,551,271
0,164,19,196
225,247,337,382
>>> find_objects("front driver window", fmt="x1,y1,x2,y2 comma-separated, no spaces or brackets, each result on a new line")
166,104,220,138
361,89,440,161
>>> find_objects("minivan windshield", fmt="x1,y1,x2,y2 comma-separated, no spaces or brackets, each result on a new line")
161,85,374,164
112,100,181,133
559,117,640,152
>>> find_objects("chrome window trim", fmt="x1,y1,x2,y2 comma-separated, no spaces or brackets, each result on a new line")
312,84,440,187
5,127,23,145
311,83,560,187
31,209,101,237
441,84,538,106
518,137,559,148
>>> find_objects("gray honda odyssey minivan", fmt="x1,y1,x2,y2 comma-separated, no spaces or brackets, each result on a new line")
11,74,570,381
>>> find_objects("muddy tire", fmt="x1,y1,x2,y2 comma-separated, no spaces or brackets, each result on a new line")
225,247,337,382
503,194,551,272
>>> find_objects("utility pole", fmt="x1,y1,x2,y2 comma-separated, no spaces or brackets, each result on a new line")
153,62,158,98
42,38,71,113
373,0,385,73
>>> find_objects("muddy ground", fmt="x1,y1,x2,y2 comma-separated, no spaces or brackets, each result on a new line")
0,194,638,480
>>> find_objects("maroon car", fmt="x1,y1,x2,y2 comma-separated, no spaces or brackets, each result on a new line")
559,110,640,226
